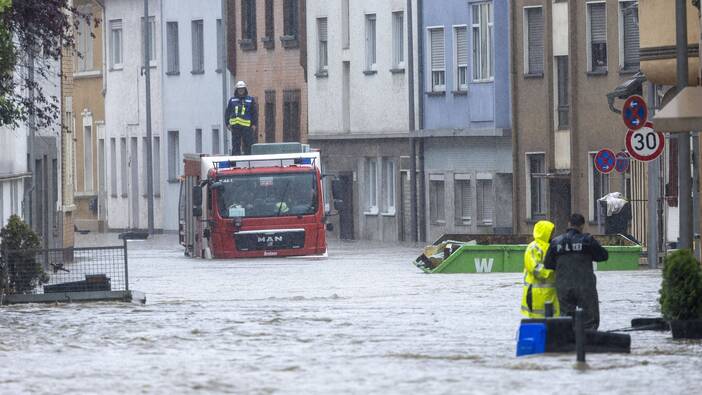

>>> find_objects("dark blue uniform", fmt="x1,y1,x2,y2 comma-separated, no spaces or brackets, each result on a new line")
226,95,258,155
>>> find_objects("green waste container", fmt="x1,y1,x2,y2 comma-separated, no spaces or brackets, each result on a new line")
415,234,642,274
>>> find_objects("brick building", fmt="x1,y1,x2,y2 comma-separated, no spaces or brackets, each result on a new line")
227,0,308,146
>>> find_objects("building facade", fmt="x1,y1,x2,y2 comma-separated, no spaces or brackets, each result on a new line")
307,0,418,241
227,0,308,146
72,0,106,233
421,0,513,241
104,0,224,232
511,0,646,235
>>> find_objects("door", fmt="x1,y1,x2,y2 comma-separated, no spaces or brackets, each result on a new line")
400,170,412,242
98,138,106,226
338,173,354,240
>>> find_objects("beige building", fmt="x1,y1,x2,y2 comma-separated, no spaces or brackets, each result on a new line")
511,0,648,235
71,0,106,232
227,0,308,146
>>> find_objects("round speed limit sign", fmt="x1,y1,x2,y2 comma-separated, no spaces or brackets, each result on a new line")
625,122,665,162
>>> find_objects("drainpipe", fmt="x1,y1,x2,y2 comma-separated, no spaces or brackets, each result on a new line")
407,0,418,243
144,0,155,234
509,0,519,235
676,0,692,250
417,0,426,243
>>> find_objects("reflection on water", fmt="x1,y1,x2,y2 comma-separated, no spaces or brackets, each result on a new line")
1,238,701,394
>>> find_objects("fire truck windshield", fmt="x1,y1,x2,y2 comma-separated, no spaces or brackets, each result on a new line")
216,172,318,218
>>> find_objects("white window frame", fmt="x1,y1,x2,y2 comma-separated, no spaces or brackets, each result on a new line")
120,137,128,197
341,0,350,49
383,159,396,215
216,19,224,72
365,158,379,214
618,0,639,71
472,2,494,82
454,173,472,226
427,26,446,92
110,138,117,196
453,25,469,91
317,17,328,73
153,136,161,195
586,1,608,73
365,14,377,72
523,6,545,75
392,11,405,69
83,124,94,193
526,152,547,220
76,6,94,72
192,19,205,73
141,16,157,67
212,128,221,154
476,173,494,226
109,19,123,70
168,130,180,182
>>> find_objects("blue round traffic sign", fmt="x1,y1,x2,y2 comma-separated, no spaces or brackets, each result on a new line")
595,149,616,174
615,151,630,173
622,95,648,130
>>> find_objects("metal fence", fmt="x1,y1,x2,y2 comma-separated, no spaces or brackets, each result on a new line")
0,244,128,296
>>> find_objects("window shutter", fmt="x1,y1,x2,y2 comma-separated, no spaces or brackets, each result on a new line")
526,7,544,74
462,181,472,218
456,27,468,66
622,3,639,68
319,18,328,42
430,29,445,70
590,3,606,43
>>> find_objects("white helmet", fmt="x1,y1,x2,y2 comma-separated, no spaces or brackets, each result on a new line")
235,81,247,89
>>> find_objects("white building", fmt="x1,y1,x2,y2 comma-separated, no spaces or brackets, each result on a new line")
104,0,225,231
306,0,419,241
0,127,29,229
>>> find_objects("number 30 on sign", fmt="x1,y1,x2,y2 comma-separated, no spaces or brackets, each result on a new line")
625,122,665,162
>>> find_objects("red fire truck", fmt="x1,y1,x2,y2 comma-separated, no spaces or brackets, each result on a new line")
179,143,334,259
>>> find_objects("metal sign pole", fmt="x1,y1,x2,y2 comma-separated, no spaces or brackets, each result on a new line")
144,0,155,234
648,83,659,268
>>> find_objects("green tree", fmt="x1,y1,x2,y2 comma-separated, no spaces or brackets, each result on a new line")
0,215,48,294
0,0,94,130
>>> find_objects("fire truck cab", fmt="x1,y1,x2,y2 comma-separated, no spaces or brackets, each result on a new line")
179,143,335,259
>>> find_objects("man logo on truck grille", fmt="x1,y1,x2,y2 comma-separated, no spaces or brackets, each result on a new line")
258,235,284,246
474,258,494,273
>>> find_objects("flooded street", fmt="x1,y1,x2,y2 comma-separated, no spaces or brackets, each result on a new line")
1,235,701,394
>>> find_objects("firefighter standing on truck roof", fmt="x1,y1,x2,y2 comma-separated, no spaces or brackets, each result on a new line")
226,81,258,155
521,220,560,318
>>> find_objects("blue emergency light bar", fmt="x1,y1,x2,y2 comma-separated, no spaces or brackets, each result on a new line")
212,156,316,171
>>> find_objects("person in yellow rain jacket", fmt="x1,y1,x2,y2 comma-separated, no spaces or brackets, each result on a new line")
521,220,559,318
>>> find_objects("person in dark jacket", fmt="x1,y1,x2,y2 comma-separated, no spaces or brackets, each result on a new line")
544,213,609,330
226,80,258,155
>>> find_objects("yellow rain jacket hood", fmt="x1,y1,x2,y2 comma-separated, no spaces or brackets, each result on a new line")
521,220,559,318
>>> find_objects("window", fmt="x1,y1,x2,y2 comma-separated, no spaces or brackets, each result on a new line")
195,128,203,153
110,138,117,196
587,2,607,72
217,19,224,70
153,136,161,195
524,7,544,75
283,0,299,38
366,158,378,213
265,90,276,143
212,128,221,154
283,90,300,142
76,7,94,72
242,0,257,44
527,154,547,219
166,22,180,74
383,159,396,214
141,16,156,65
168,131,180,181
454,26,468,91
556,56,569,129
317,18,328,73
476,177,494,225
192,19,204,73
590,153,610,222
472,2,493,81
265,0,275,41
109,20,123,69
10,180,18,216
392,11,405,69
429,28,445,91
142,137,149,193
342,0,350,49
365,14,377,71
120,138,128,196
620,0,639,71
84,126,93,192
429,176,445,224
454,175,472,226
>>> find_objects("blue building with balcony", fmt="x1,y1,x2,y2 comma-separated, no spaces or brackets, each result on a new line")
420,0,512,240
